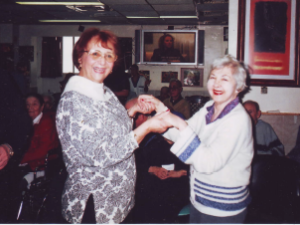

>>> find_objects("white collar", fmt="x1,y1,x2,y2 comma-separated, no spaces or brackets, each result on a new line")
33,112,43,125
63,75,109,101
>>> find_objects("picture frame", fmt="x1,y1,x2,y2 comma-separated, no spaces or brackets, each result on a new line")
0,43,14,71
237,0,300,87
161,71,178,83
181,68,204,87
223,27,228,41
19,46,34,62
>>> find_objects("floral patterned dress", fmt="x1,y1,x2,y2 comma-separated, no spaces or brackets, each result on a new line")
56,76,139,223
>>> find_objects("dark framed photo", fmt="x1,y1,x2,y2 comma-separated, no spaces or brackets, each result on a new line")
161,71,178,83
237,0,300,87
181,68,204,87
19,46,34,62
0,43,14,71
223,27,228,41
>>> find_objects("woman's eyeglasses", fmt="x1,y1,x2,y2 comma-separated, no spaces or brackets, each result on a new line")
83,50,116,63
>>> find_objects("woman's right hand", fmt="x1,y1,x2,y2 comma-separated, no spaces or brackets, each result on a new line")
149,166,169,180
147,110,172,133
137,95,167,113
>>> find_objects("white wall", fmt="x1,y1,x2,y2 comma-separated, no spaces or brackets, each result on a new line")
229,0,300,113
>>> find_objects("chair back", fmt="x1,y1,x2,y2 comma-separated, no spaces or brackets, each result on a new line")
185,95,210,116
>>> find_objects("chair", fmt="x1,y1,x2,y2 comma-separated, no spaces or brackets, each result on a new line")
185,95,210,116
16,147,65,223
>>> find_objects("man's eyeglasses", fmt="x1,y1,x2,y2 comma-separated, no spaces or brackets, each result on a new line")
83,50,116,63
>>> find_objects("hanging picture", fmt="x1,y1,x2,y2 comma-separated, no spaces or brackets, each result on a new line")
181,68,204,87
161,71,178,83
237,0,300,87
19,46,34,62
0,43,14,71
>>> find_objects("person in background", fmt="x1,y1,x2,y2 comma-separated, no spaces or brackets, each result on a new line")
151,33,184,62
141,55,253,223
104,66,130,106
163,79,191,119
55,28,170,224
43,94,55,116
0,67,32,222
19,93,59,189
243,100,285,156
127,64,151,101
156,86,170,102
52,73,76,110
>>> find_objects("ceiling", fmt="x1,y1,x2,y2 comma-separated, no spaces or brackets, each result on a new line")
0,0,228,26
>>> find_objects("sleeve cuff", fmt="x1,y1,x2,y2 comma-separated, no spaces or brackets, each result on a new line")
129,131,139,150
170,126,201,162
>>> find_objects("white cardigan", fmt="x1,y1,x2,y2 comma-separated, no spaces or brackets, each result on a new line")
164,100,254,217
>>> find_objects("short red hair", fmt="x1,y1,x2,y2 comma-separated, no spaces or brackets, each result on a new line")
73,28,120,70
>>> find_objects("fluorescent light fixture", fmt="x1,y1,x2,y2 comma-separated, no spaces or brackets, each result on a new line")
16,2,104,5
126,16,159,19
160,16,197,18
126,16,197,19
39,20,101,22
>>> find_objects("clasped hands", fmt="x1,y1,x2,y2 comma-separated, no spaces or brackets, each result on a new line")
148,166,187,180
135,95,188,132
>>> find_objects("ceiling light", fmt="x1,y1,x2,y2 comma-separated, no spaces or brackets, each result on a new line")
39,20,101,22
160,16,197,18
16,2,104,5
126,16,159,19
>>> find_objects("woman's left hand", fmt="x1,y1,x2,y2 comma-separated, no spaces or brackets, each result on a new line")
136,96,156,114
168,170,187,178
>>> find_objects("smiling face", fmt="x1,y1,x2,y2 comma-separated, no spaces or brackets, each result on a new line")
207,66,238,110
164,36,173,49
78,36,116,83
26,96,44,120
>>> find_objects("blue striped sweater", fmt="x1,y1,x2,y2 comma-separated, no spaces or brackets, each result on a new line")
164,99,254,217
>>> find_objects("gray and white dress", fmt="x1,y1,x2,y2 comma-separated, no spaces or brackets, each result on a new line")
56,75,139,224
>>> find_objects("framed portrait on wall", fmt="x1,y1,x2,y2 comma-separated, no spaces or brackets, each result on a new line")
181,68,204,87
161,71,178,83
237,0,300,87
0,43,14,71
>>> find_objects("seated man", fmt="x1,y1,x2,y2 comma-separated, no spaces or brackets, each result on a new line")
156,86,169,102
243,100,284,156
163,79,191,119
125,99,190,224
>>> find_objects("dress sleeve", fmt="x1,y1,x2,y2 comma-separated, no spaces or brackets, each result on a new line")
170,113,253,174
56,93,139,169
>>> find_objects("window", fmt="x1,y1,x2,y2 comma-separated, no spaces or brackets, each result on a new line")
62,36,79,74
